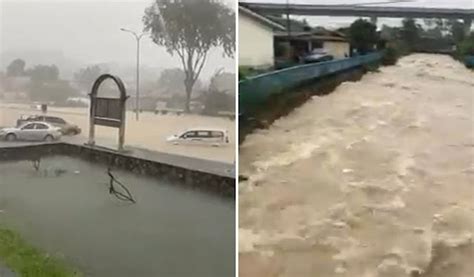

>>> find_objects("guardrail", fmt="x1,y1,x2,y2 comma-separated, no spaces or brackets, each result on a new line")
465,56,474,68
239,52,383,117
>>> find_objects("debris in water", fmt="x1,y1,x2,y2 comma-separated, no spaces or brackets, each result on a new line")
31,159,40,171
107,168,136,204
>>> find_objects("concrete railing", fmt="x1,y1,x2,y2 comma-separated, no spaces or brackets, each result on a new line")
239,52,383,117
0,143,235,198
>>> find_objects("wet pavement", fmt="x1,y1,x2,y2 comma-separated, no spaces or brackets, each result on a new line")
239,54,474,277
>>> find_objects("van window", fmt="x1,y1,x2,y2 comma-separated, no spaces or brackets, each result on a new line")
181,131,197,138
197,131,211,138
211,131,224,138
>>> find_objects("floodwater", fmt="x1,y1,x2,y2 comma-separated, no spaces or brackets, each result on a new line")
0,156,235,277
0,105,235,163
239,54,474,277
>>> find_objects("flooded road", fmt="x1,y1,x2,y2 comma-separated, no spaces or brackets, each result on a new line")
0,156,235,276
239,54,474,277
0,105,235,163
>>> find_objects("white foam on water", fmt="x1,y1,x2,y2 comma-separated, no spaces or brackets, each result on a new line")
240,54,474,276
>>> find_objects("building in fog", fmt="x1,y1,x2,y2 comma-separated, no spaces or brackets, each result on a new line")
239,5,285,69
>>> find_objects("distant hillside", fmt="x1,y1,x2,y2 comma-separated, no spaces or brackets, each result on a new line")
0,49,81,79
0,50,163,84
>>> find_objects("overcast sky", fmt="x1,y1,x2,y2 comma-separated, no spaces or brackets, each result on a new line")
0,0,235,80
1,0,472,79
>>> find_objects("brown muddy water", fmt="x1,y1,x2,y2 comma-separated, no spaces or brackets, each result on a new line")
0,156,235,277
239,54,474,277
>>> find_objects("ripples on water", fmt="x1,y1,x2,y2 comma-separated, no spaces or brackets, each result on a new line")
239,54,474,277
0,156,235,277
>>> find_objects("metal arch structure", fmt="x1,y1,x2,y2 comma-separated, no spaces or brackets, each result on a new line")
88,74,129,151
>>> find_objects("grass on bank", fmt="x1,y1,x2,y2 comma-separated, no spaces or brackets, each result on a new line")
0,226,81,277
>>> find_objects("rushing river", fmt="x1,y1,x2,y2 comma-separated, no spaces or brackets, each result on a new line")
239,54,474,277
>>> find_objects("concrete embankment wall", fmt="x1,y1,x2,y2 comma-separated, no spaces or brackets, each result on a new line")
239,53,383,142
0,143,235,198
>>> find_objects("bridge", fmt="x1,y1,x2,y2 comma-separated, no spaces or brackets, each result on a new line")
241,2,474,33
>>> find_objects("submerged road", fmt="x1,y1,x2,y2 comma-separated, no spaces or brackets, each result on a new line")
239,54,474,277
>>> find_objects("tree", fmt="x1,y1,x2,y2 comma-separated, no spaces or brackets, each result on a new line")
26,65,59,82
400,18,421,50
380,25,399,41
74,65,108,91
202,69,234,114
348,19,378,54
447,19,466,43
25,64,76,104
29,80,79,104
143,0,235,112
6,59,26,77
209,69,235,96
156,68,203,97
157,68,186,96
458,34,474,56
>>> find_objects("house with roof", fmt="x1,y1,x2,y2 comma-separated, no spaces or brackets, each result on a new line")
239,5,286,69
239,4,351,70
275,27,351,60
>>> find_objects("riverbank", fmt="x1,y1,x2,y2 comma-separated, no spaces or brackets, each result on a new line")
0,226,81,277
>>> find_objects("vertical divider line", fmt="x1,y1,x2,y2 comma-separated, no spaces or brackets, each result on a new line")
234,1,239,276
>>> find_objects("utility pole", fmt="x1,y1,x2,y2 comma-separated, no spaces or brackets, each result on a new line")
120,28,145,121
286,0,291,37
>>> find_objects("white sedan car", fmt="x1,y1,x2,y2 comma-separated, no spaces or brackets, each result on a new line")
0,121,62,142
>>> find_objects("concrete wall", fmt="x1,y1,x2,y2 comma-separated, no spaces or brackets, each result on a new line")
323,41,350,59
0,143,235,198
239,14,275,68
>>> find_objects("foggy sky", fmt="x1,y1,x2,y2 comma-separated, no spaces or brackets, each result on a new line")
0,0,236,80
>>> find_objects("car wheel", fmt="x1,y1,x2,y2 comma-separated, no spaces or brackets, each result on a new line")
5,133,16,142
44,135,54,142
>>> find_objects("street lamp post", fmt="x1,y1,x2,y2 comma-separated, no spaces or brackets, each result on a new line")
120,28,145,121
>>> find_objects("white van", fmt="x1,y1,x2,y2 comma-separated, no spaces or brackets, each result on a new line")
166,128,229,146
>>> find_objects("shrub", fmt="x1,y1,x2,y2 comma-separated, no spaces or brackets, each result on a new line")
382,46,400,65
